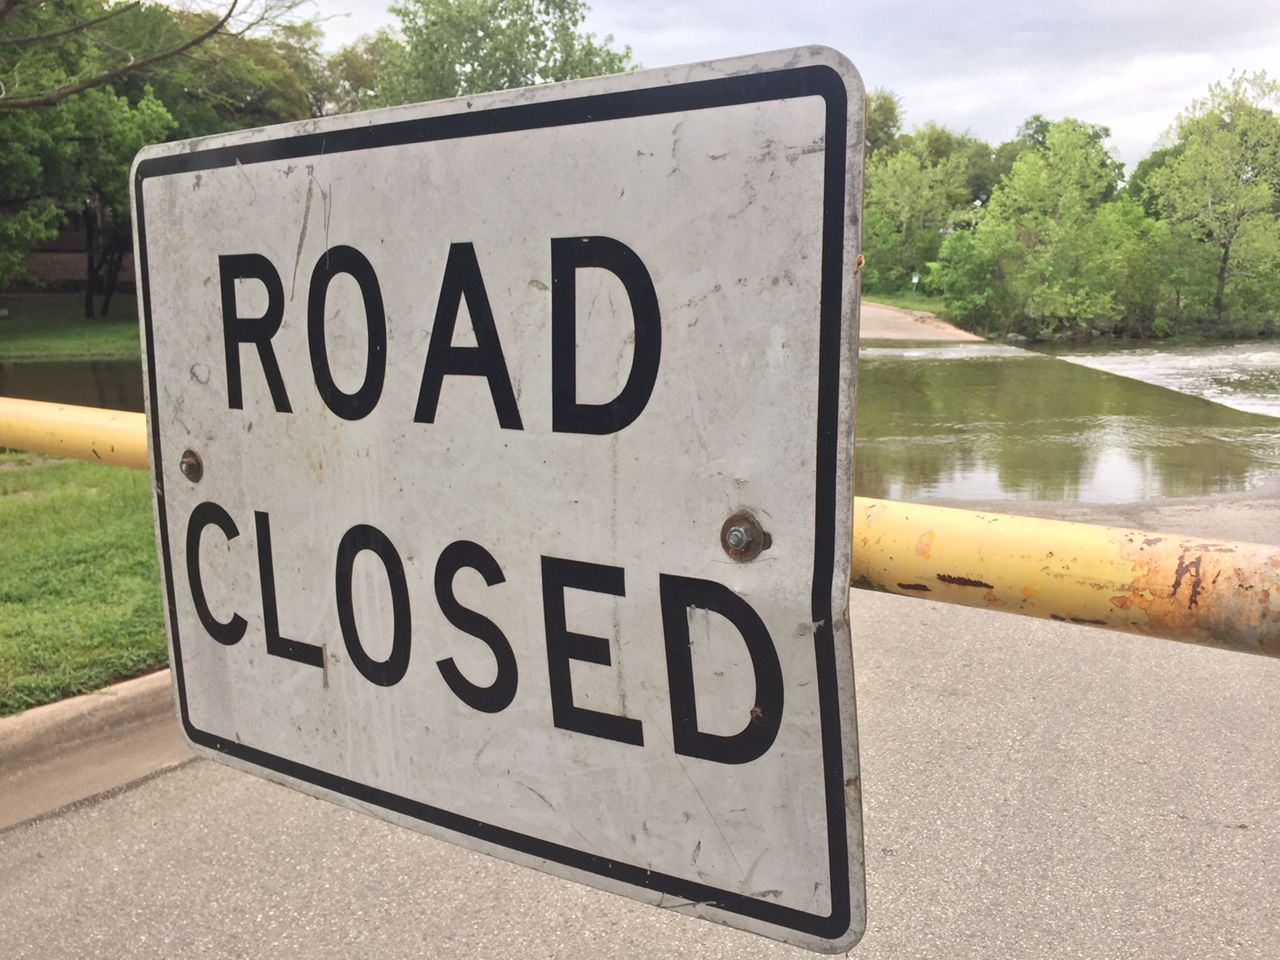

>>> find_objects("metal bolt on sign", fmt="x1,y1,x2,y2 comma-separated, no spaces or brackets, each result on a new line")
721,511,770,562
179,449,203,483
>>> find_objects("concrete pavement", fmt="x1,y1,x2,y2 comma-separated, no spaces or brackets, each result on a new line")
0,671,191,830
3,490,1280,958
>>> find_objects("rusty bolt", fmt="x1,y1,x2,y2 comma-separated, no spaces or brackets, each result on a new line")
721,511,770,562
179,449,203,483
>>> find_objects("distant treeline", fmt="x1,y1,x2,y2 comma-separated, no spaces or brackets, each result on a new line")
7,3,1274,340
862,77,1280,339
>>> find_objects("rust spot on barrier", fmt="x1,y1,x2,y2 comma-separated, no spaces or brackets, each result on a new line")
896,582,931,592
1172,555,1205,608
852,575,894,594
1188,543,1237,554
937,573,996,589
1144,537,1164,547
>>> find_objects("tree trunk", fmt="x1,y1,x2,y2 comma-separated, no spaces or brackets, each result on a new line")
1213,241,1231,330
100,249,124,317
83,203,98,320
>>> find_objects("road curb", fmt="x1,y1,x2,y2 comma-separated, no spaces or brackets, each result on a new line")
0,670,175,776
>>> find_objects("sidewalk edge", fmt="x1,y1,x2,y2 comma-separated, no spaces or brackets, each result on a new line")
0,670,174,774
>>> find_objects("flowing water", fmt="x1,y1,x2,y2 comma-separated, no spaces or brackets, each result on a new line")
4,339,1280,504
856,340,1280,502
1037,340,1280,418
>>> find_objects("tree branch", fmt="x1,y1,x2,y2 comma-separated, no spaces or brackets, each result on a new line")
0,0,240,110
1,1,140,45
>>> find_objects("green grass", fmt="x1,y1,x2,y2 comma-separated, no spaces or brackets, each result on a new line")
0,293,142,360
864,290,947,315
0,451,166,716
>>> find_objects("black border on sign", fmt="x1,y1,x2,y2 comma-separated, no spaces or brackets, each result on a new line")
135,65,851,942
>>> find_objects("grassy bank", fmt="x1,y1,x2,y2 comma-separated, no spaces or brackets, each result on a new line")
0,293,141,361
0,451,165,716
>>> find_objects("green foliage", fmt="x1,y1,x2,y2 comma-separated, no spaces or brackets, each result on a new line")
894,122,1002,204
328,29,402,114
0,85,173,287
0,0,252,111
862,134,970,292
934,119,1127,335
382,0,632,105
915,78,1280,341
1147,73,1280,332
114,13,323,137
1,0,639,286
1124,144,1182,217
865,87,901,155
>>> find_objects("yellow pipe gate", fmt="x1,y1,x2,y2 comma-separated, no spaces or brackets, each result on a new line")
4,395,1278,657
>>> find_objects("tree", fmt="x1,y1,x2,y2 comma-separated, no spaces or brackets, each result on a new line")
862,134,970,291
894,122,1003,205
1124,143,1182,218
328,29,402,115
1148,73,1280,330
864,87,901,155
381,0,632,105
0,83,173,289
994,114,1123,201
0,1,296,111
935,119,1131,335
0,0,315,297
153,14,320,130
267,20,330,119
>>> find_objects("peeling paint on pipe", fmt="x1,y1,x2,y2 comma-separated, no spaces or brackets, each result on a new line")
852,497,1280,656
3,396,1279,656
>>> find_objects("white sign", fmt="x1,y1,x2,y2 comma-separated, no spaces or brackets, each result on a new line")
132,47,865,952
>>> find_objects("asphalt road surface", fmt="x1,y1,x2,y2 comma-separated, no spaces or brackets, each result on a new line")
3,490,1280,959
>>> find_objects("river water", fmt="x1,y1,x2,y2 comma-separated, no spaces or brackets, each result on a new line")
856,338,1280,502
4,338,1280,504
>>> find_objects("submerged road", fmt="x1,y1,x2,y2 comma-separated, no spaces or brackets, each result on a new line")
3,490,1280,959
859,300,984,341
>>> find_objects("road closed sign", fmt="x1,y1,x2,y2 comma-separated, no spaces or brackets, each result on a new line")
132,47,866,952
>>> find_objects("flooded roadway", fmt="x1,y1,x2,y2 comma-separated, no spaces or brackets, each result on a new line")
856,339,1280,502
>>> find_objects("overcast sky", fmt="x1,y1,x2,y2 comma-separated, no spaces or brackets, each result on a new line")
312,0,1280,169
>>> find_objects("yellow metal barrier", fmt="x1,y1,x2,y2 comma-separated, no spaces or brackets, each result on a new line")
0,397,147,470
4,396,1279,656
854,498,1280,657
